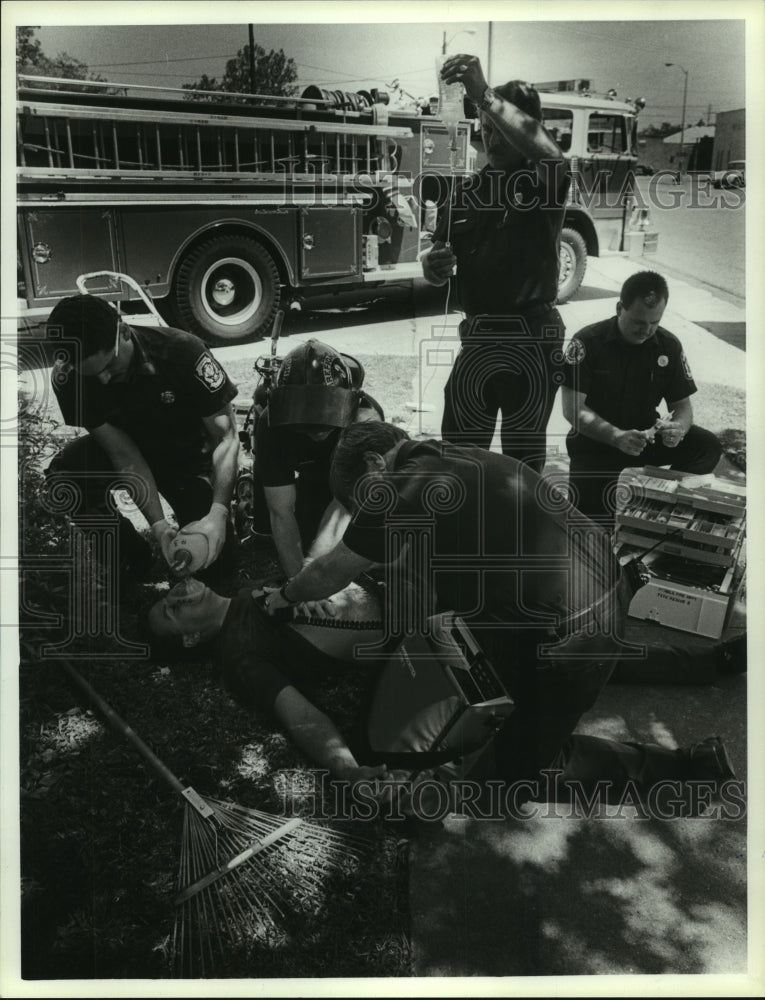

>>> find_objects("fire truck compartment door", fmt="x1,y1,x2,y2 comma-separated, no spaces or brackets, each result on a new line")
299,207,361,279
21,208,121,303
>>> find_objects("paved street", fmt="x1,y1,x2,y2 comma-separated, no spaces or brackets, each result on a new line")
634,175,746,308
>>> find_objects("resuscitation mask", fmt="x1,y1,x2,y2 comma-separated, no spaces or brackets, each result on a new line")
168,529,210,576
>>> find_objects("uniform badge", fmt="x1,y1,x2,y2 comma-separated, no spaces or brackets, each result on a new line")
657,355,669,368
564,340,586,365
194,353,225,392
323,354,348,386
680,351,694,381
160,390,176,404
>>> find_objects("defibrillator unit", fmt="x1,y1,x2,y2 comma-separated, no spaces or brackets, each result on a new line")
366,613,515,783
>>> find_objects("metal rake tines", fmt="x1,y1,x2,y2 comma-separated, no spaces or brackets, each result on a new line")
58,663,371,978
171,796,369,977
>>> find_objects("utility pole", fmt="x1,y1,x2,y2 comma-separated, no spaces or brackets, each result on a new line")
248,24,256,94
665,62,689,176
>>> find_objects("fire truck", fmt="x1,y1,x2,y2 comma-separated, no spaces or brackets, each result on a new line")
17,74,654,343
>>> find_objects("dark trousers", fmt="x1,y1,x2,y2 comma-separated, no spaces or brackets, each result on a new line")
567,424,722,525
478,595,716,803
441,310,565,474
46,434,236,594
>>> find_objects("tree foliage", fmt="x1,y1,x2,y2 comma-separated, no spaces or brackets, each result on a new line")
639,121,683,138
16,25,105,85
183,43,297,101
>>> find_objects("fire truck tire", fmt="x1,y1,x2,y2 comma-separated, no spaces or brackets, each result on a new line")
174,236,280,343
557,227,587,304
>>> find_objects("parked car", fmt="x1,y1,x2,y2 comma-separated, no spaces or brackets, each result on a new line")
712,160,745,188
634,162,656,176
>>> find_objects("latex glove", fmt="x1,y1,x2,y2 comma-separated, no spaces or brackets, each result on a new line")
422,240,457,285
179,503,229,568
150,517,178,566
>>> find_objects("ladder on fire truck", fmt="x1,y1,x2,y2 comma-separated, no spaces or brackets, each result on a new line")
16,75,414,185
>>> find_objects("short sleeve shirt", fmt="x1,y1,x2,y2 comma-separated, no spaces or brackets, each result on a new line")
52,325,237,472
433,161,570,314
254,410,342,489
254,398,382,489
561,317,696,431
214,586,350,713
342,439,618,625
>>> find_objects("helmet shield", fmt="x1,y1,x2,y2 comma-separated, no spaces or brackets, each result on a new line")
268,384,359,428
268,338,363,428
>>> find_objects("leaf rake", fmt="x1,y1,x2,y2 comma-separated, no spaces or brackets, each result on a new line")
61,661,369,977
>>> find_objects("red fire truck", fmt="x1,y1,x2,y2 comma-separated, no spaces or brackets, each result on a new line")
17,75,654,343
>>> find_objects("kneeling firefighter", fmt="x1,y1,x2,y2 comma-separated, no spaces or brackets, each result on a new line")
250,338,384,584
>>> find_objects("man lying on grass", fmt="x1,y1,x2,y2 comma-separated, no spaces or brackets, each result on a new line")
147,576,391,786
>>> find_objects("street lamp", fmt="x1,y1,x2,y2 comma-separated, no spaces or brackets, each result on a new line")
442,28,477,55
665,62,689,176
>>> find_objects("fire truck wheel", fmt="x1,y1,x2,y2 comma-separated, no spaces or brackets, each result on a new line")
557,227,587,304
174,236,280,343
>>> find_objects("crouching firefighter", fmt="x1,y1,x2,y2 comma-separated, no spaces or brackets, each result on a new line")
250,339,383,610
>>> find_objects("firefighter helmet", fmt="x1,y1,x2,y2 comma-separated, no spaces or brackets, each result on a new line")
268,338,365,429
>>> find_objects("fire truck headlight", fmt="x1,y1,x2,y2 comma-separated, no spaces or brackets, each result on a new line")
32,243,52,264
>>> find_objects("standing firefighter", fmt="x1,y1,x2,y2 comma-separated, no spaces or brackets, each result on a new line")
46,294,239,593
422,54,569,473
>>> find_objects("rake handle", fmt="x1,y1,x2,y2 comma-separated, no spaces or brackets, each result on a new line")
61,660,187,797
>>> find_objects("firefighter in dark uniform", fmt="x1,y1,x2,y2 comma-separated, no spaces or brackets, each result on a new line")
263,421,737,806
254,338,382,596
561,271,722,524
46,294,240,592
422,54,569,474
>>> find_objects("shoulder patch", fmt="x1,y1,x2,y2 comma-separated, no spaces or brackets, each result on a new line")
194,353,226,392
680,350,694,381
564,339,586,365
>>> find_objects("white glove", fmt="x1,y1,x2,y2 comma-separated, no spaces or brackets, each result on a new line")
150,517,178,566
179,502,229,569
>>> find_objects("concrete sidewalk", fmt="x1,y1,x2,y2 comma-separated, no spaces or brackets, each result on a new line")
399,255,750,981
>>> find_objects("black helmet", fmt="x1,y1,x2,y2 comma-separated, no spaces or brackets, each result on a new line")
268,339,365,429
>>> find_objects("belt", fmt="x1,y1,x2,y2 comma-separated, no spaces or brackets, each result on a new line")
551,575,629,639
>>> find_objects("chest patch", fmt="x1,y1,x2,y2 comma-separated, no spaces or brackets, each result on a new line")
564,339,586,365
657,355,669,368
194,353,225,392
